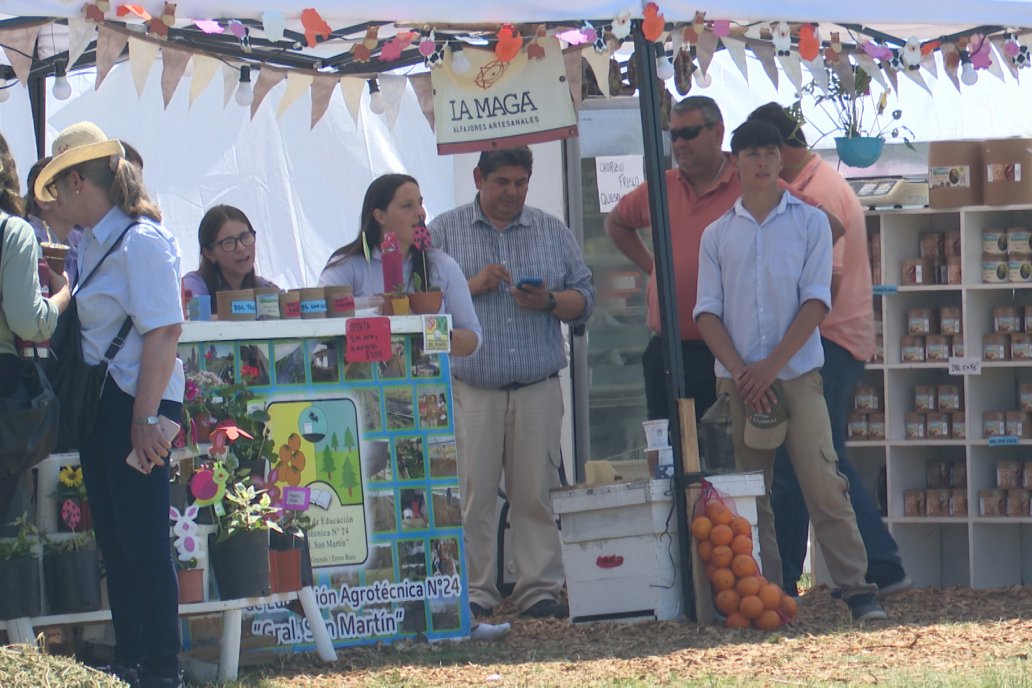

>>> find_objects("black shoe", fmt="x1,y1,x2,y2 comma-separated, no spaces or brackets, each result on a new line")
470,602,494,619
519,599,569,619
137,669,184,688
847,593,888,622
96,662,139,687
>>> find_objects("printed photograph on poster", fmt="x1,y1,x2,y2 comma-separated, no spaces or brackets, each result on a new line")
363,438,391,482
369,491,397,533
430,487,461,527
308,339,340,383
400,489,428,530
428,436,457,477
385,387,416,430
379,337,408,379
202,343,235,383
354,389,383,433
417,385,449,429
395,437,426,480
422,314,451,354
364,544,394,586
239,343,272,385
410,338,442,378
180,345,200,374
344,359,373,381
273,340,306,385
397,539,428,579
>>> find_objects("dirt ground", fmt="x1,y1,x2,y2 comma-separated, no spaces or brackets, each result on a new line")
254,585,1032,687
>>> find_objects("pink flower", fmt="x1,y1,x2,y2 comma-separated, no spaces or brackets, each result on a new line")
241,365,260,381
185,380,199,402
412,224,433,251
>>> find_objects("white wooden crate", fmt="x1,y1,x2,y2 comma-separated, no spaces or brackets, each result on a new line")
551,479,681,622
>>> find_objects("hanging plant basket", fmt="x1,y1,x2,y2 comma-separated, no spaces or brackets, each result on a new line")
835,136,885,168
43,544,102,614
209,530,271,599
0,557,41,620
408,291,444,315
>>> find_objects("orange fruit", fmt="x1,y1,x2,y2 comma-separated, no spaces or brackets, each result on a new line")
725,612,750,629
731,553,759,578
730,516,751,537
705,561,717,579
697,539,714,562
738,594,764,620
710,567,736,591
758,583,783,610
691,516,714,541
730,534,753,555
779,595,798,620
715,589,740,615
705,502,734,526
710,545,734,568
753,609,782,631
736,575,762,598
709,524,734,546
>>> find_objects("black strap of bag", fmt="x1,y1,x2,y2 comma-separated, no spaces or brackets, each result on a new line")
47,221,140,450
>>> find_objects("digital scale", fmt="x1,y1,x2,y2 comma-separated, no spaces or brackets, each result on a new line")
847,175,929,209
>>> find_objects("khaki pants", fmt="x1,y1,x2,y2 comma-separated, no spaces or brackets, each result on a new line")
453,377,565,611
717,370,874,600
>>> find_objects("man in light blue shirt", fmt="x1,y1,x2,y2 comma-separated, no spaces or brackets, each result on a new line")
693,120,886,623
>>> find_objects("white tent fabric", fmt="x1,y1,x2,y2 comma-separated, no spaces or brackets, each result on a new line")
8,1,1032,25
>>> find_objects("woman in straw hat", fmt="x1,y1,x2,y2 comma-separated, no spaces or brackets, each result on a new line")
36,122,185,688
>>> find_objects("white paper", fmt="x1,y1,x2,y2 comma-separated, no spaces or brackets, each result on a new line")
949,356,981,375
595,155,644,213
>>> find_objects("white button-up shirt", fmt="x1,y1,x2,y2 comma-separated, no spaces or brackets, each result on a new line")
693,191,832,381
76,206,185,402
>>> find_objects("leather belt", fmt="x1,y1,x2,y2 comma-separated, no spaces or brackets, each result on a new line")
498,371,559,391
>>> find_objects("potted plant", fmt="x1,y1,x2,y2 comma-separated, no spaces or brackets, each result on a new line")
800,66,915,168
51,464,91,533
182,370,223,448
170,504,206,604
407,224,444,314
382,285,411,316
208,481,280,599
42,531,102,614
269,510,314,593
0,514,42,620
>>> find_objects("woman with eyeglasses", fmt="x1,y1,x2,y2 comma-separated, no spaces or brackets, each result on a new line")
181,205,278,316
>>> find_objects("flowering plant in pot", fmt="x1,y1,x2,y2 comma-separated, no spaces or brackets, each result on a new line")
799,65,915,168
42,531,102,614
170,504,206,603
50,464,91,533
182,370,223,447
208,481,281,599
0,514,43,620
408,224,443,315
268,509,314,593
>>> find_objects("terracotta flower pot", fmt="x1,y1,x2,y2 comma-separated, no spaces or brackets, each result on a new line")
382,295,411,316
268,549,303,593
177,567,205,604
408,291,443,315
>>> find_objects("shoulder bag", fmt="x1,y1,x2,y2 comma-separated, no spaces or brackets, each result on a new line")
0,217,60,481
47,222,138,451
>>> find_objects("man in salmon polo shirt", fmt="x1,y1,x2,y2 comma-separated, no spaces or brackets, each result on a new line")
746,102,911,599
605,96,740,422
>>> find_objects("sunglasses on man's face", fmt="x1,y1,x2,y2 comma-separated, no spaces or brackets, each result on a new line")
669,122,715,142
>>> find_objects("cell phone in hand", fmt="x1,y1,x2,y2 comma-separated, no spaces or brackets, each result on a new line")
516,276,544,290
126,415,180,474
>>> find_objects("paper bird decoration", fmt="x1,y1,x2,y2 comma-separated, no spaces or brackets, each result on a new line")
772,22,791,57
300,8,332,48
194,19,222,34
353,25,378,62
146,2,175,38
642,3,665,42
798,24,820,61
495,24,522,62
381,32,414,62
84,3,106,23
117,4,150,20
610,9,632,40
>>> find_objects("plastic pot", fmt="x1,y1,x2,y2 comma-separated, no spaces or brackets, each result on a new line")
43,545,102,614
209,530,271,600
0,556,41,619
834,136,885,168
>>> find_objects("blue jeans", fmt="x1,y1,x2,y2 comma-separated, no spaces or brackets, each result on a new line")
772,338,905,594
79,380,182,679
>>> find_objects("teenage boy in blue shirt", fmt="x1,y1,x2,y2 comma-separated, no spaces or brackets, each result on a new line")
692,119,887,622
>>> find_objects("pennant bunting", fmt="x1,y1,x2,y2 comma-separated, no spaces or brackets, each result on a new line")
749,40,778,90
803,57,829,94
339,77,365,126
159,45,191,108
722,37,749,83
883,63,900,94
985,39,1008,82
408,73,436,131
96,25,129,89
187,54,218,107
901,65,932,95
251,66,285,119
379,73,408,131
854,53,888,90
221,62,238,107
309,74,339,128
920,51,939,79
66,18,96,70
778,52,804,93
696,29,719,75
582,45,612,98
277,70,314,119
563,48,584,109
941,43,962,92
830,54,855,97
0,23,43,85
128,36,160,97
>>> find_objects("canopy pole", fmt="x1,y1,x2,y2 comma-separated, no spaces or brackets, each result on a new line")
28,74,46,160
631,27,694,619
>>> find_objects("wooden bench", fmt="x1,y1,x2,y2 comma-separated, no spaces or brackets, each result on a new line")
0,586,337,681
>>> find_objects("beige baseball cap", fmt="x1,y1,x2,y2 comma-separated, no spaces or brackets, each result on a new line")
744,382,789,450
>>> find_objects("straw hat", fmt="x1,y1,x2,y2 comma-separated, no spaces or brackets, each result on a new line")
34,122,125,203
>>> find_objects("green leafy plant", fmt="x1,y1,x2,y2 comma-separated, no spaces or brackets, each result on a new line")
0,514,41,560
217,481,283,542
277,509,314,539
175,556,199,571
800,66,915,149
43,531,94,554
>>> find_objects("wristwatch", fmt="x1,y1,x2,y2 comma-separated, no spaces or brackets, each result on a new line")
132,416,160,426
543,292,557,313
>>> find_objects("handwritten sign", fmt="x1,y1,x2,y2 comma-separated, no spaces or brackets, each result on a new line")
345,317,392,363
949,357,981,376
595,155,644,212
989,435,1020,446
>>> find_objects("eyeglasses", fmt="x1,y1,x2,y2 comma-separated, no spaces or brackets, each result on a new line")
44,180,58,199
211,230,256,252
669,123,715,142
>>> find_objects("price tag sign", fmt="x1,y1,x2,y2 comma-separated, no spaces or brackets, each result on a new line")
345,317,393,363
949,357,981,376
872,284,898,295
423,314,452,354
595,155,644,212
989,435,1020,446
